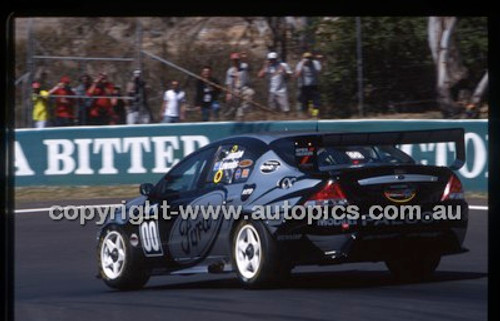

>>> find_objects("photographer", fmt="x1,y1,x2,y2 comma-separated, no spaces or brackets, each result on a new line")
48,75,76,127
258,51,292,113
295,52,322,117
224,52,255,119
86,72,116,125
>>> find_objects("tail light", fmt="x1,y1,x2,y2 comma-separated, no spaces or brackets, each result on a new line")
305,180,348,206
440,174,464,201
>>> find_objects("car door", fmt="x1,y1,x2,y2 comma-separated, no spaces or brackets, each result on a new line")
148,146,227,267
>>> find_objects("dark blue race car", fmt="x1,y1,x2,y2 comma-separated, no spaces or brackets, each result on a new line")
97,128,468,289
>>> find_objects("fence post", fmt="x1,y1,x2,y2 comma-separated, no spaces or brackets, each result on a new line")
25,18,35,128
356,17,364,117
136,18,143,71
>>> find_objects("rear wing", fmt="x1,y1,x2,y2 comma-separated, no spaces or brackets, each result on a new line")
293,128,466,171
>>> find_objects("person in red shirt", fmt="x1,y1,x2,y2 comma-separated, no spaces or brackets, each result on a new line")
48,75,76,126
87,73,116,125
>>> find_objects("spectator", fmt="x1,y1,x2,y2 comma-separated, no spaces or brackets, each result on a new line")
161,80,186,123
258,51,292,113
295,52,322,117
87,72,115,125
74,74,92,125
195,66,222,121
126,69,151,124
224,52,255,119
239,50,252,73
31,81,50,128
111,85,127,125
48,75,76,126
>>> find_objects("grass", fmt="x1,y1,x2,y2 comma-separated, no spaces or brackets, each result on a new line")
15,184,140,204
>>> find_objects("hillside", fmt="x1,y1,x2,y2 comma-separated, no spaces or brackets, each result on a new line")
14,17,487,126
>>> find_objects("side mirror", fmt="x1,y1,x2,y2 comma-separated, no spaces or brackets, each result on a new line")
139,183,154,196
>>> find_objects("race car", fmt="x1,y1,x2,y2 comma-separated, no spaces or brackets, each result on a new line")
96,128,468,289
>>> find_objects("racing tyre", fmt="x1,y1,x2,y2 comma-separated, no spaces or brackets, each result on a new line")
232,220,291,288
386,253,441,282
97,226,150,290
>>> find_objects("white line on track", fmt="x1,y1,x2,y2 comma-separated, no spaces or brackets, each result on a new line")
14,204,122,214
13,204,489,214
468,205,488,211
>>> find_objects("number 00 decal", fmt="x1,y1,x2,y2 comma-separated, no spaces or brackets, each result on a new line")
139,221,164,257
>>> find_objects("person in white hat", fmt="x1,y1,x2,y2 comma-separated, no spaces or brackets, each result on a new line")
258,51,293,113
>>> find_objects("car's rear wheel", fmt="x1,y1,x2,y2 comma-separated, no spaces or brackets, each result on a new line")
385,253,441,281
232,220,291,288
97,226,150,290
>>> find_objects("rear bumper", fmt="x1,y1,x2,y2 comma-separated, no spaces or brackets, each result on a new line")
284,225,467,265
274,201,468,265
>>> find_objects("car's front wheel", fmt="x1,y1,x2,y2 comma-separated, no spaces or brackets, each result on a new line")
232,220,291,288
97,226,150,290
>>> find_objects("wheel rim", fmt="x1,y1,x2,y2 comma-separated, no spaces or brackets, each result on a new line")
235,224,262,279
100,231,126,280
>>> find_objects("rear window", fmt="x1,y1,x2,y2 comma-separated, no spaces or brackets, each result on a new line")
317,145,414,170
271,137,414,171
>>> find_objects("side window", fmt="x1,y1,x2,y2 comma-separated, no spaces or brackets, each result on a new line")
206,144,257,186
167,159,205,193
152,148,215,197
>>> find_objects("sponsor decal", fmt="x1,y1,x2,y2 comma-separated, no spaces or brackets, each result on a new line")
241,168,250,178
278,177,296,189
220,160,239,170
241,184,256,201
295,141,316,170
234,168,242,180
223,150,245,160
238,159,253,168
346,151,365,159
383,186,416,203
295,147,315,157
167,192,225,265
213,169,223,183
260,160,281,174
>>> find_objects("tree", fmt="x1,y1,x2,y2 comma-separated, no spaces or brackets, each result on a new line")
314,17,434,117
428,17,466,116
428,16,488,117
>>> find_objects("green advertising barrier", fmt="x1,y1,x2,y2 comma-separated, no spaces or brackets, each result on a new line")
14,120,488,192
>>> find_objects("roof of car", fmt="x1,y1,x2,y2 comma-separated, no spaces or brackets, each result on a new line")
213,130,331,145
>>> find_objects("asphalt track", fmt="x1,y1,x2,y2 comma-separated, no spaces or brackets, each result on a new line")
14,198,488,321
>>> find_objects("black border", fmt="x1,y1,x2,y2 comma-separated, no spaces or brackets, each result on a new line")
2,10,15,321
487,15,499,321
3,3,496,321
